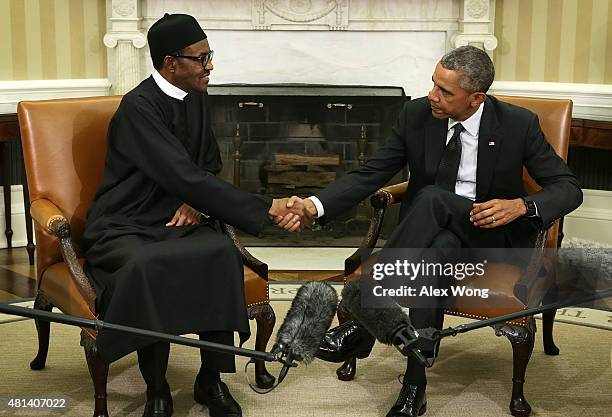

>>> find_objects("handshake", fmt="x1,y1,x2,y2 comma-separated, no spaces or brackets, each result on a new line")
268,196,318,232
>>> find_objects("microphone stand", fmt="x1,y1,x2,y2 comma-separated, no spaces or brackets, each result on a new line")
0,303,293,366
403,289,612,368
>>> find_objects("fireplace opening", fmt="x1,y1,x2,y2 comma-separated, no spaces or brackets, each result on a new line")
208,84,408,246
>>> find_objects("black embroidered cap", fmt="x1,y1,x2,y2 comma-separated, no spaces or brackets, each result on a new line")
148,13,207,65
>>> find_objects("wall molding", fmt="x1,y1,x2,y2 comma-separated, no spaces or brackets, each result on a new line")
569,207,612,222
490,81,612,121
566,189,612,221
564,189,612,245
0,79,111,114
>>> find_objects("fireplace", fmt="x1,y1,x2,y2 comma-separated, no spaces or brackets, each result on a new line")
208,84,408,246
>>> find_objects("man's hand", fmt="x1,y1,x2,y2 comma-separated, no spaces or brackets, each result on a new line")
269,196,316,232
470,198,527,228
166,203,201,227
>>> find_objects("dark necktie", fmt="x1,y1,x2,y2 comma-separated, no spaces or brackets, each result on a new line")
435,123,464,192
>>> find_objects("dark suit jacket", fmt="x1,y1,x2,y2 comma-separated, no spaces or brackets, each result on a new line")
314,95,582,243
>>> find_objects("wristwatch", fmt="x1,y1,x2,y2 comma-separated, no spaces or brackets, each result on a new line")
521,197,537,217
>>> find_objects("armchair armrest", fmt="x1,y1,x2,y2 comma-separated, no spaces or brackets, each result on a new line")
221,223,269,280
345,181,409,275
371,181,409,208
30,199,68,233
30,199,97,307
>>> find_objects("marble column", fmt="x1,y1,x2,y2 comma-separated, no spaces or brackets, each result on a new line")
453,0,498,54
104,0,147,94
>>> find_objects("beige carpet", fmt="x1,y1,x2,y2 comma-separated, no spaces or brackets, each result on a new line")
0,301,610,417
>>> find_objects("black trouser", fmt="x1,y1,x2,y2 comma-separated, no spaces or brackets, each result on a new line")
383,186,507,358
137,330,235,398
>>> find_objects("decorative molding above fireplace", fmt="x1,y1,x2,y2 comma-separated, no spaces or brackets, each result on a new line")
250,0,350,30
105,0,498,95
142,0,465,32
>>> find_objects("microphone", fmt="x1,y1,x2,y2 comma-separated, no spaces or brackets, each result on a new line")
341,279,439,367
272,281,338,382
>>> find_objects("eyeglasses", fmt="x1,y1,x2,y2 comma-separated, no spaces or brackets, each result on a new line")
171,50,214,67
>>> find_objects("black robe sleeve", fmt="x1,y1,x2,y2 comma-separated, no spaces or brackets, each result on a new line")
112,93,272,236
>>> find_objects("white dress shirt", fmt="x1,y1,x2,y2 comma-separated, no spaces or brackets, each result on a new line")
447,101,484,201
152,70,187,101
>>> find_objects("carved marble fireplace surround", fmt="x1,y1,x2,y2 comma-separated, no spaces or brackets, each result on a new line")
105,0,497,95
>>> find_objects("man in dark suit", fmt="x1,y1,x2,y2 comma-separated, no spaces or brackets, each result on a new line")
278,45,582,417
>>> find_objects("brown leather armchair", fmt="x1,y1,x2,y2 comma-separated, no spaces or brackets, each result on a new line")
335,96,573,417
18,96,276,417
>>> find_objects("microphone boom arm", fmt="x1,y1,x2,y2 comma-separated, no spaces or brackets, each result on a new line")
1,281,339,395
409,289,612,368
0,303,281,363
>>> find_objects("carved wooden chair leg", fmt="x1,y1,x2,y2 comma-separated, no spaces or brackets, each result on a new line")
81,332,109,417
495,318,536,417
335,298,357,381
542,309,559,355
249,303,276,389
30,293,53,370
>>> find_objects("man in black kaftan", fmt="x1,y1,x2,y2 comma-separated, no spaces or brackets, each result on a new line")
81,13,311,417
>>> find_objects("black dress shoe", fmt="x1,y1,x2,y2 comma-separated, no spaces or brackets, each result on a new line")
142,396,173,417
386,383,427,417
316,320,376,363
194,380,242,417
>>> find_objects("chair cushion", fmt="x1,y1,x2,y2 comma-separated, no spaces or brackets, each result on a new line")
244,266,269,306
444,263,528,326
40,260,97,340
40,260,96,320
346,260,528,326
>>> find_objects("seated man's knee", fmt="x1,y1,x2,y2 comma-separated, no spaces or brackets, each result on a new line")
124,247,158,272
430,229,462,248
413,185,446,205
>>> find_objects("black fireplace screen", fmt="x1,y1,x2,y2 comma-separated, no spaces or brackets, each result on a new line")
208,84,408,247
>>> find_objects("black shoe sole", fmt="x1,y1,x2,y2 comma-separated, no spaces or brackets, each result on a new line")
194,387,242,417
142,403,173,417
386,401,427,417
142,412,173,417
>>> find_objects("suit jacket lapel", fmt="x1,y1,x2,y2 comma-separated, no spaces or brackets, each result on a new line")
475,97,503,201
425,116,448,183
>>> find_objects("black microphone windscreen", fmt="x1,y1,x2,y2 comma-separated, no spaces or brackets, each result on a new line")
341,279,410,345
276,281,338,364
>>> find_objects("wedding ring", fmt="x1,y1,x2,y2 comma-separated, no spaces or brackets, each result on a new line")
492,215,496,223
